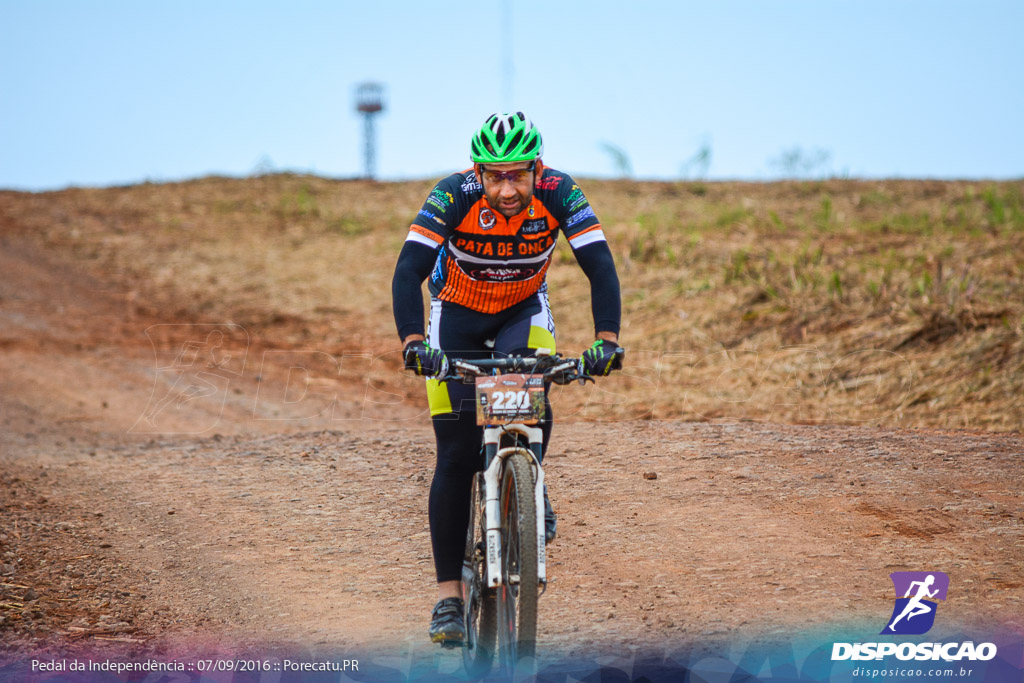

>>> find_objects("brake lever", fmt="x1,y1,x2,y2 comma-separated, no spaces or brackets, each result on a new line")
439,369,474,384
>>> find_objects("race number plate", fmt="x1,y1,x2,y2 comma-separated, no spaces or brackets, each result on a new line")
475,374,546,425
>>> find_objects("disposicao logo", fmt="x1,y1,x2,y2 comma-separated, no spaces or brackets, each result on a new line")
831,571,997,663
882,571,949,635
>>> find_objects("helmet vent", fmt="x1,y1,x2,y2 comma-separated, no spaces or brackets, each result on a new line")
507,130,523,151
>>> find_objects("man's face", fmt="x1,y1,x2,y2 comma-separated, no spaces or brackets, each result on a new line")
477,160,537,218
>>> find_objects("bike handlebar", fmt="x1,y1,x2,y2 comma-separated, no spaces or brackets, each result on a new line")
439,353,593,386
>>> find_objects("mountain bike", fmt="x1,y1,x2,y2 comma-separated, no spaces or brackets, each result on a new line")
438,351,608,677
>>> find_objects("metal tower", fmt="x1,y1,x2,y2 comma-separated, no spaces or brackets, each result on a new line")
355,83,385,179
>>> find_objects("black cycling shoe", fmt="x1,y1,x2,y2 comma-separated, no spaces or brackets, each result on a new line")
428,597,466,647
544,486,556,544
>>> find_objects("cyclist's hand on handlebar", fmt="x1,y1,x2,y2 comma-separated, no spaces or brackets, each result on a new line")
579,339,625,376
403,340,449,378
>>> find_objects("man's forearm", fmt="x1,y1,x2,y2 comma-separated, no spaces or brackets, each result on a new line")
392,241,438,340
573,241,622,338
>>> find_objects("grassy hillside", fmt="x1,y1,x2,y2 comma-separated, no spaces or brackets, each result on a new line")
2,175,1022,430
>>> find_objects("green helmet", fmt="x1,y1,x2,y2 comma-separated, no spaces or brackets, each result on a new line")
470,112,544,163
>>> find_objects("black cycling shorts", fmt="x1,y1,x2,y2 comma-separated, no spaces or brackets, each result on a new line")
424,289,555,415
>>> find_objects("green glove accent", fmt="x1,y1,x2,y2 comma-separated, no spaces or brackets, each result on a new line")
579,340,624,376
403,341,449,378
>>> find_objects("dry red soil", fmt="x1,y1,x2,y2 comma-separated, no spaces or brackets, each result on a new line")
1,235,1022,666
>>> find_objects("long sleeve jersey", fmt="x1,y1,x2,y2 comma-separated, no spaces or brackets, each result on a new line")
392,166,621,340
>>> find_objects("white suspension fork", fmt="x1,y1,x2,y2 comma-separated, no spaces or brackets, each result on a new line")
481,424,547,589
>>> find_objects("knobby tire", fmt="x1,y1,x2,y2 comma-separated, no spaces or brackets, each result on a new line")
462,473,496,676
497,451,539,672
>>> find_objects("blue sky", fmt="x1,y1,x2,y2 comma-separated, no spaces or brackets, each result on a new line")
2,1,1022,190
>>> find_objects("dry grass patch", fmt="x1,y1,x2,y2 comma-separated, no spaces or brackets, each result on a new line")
1,175,1021,430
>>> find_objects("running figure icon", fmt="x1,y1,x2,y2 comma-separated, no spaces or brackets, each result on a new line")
881,571,949,635
888,574,938,631
131,323,249,434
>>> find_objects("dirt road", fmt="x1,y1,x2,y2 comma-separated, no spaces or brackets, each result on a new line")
1,235,1021,666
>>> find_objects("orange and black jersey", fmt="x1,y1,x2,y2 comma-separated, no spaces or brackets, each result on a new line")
393,166,620,341
405,167,606,314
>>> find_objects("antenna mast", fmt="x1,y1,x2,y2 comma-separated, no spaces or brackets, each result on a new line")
502,0,513,109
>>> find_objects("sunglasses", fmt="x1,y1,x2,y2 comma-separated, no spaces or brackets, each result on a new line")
479,161,536,185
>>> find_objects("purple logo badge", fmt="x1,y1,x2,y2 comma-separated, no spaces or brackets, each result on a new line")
881,572,949,635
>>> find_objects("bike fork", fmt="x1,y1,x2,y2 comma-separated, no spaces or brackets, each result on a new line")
481,425,547,590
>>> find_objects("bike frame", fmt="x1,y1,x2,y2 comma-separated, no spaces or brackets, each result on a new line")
444,351,617,673
481,423,546,589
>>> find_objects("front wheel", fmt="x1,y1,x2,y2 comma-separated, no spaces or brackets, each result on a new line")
496,451,539,673
462,473,496,676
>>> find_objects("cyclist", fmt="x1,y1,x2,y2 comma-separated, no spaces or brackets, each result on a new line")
391,112,623,645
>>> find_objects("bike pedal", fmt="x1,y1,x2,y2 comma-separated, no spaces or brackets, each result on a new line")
439,640,464,650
